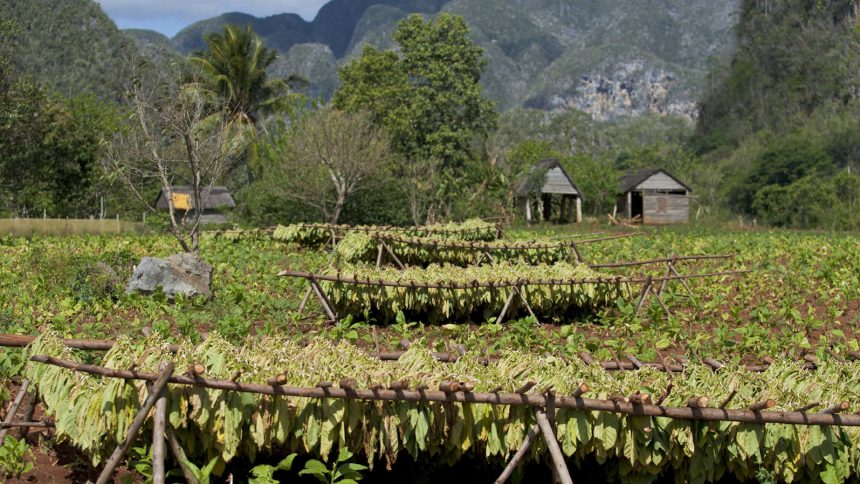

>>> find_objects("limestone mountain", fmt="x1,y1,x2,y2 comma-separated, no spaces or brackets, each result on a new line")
168,0,739,119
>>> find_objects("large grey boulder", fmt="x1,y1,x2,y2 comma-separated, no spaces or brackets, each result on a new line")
126,253,213,300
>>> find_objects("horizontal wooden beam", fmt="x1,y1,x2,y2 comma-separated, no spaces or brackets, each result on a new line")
29,355,860,427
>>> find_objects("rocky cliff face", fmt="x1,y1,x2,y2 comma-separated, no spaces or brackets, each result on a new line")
551,64,699,121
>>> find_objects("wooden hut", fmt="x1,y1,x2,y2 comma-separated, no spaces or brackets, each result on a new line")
516,159,585,224
616,168,691,225
154,186,236,225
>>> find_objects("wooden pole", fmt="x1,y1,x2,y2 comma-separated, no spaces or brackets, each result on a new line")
0,380,30,446
635,276,653,316
513,286,540,324
382,242,407,270
152,362,169,484
535,411,573,484
96,361,175,484
30,355,860,427
497,290,516,325
296,285,313,316
166,427,199,484
494,424,540,484
19,390,38,439
308,277,338,322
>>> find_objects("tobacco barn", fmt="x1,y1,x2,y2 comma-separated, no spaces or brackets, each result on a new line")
517,159,585,224
617,168,691,225
154,186,236,225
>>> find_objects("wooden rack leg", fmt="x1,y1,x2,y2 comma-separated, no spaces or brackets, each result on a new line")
514,286,540,324
571,242,584,264
309,277,338,323
376,243,384,267
0,380,30,446
166,427,199,484
96,362,175,484
382,242,406,270
152,363,169,484
19,390,38,440
494,423,540,484
669,263,697,302
297,285,313,317
535,411,573,484
652,291,672,317
656,261,672,296
497,290,516,325
634,277,654,317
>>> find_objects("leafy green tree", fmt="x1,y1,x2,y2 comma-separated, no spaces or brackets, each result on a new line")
334,14,497,170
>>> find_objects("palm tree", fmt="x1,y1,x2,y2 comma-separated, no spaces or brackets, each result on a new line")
191,24,282,125
191,25,306,181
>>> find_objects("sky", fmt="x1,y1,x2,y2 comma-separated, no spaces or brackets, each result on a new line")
97,1,329,37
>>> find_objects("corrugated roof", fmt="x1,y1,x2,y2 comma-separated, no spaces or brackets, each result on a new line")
515,159,585,200
154,186,236,210
619,167,692,193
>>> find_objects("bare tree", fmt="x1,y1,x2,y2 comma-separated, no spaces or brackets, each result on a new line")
105,65,244,254
277,109,392,224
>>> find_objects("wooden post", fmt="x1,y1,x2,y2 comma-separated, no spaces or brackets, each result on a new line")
376,243,384,267
382,242,406,270
575,197,582,223
494,423,540,484
669,263,697,302
0,380,30,446
525,199,533,226
535,411,573,484
96,362,175,484
626,192,632,219
152,363,169,484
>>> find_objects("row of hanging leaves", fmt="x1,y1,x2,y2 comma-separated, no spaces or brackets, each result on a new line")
319,261,630,323
272,219,499,248
333,232,576,267
26,331,860,483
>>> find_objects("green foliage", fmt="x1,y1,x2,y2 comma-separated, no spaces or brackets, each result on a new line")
25,246,137,302
334,13,497,171
249,453,296,484
695,0,860,150
0,436,33,477
299,448,367,484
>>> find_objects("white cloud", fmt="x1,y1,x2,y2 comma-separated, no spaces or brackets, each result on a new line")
97,0,329,36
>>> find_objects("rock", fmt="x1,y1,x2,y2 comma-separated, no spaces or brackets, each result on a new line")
125,253,213,300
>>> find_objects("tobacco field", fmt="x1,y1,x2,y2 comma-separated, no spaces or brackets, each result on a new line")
1,223,860,482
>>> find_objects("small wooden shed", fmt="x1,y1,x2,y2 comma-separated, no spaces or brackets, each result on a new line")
516,159,585,224
617,168,691,225
154,186,236,225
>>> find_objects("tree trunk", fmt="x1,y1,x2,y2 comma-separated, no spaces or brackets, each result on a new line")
330,192,347,224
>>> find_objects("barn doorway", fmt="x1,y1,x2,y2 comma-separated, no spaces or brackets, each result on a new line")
631,192,643,219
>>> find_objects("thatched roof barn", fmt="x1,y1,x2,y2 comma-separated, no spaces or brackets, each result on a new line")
516,159,585,223
617,168,691,225
154,186,235,225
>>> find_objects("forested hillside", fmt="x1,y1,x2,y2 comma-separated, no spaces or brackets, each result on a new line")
0,0,142,101
693,0,860,228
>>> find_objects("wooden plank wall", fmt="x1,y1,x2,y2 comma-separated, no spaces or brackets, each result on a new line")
543,167,579,195
636,172,686,191
643,193,689,224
